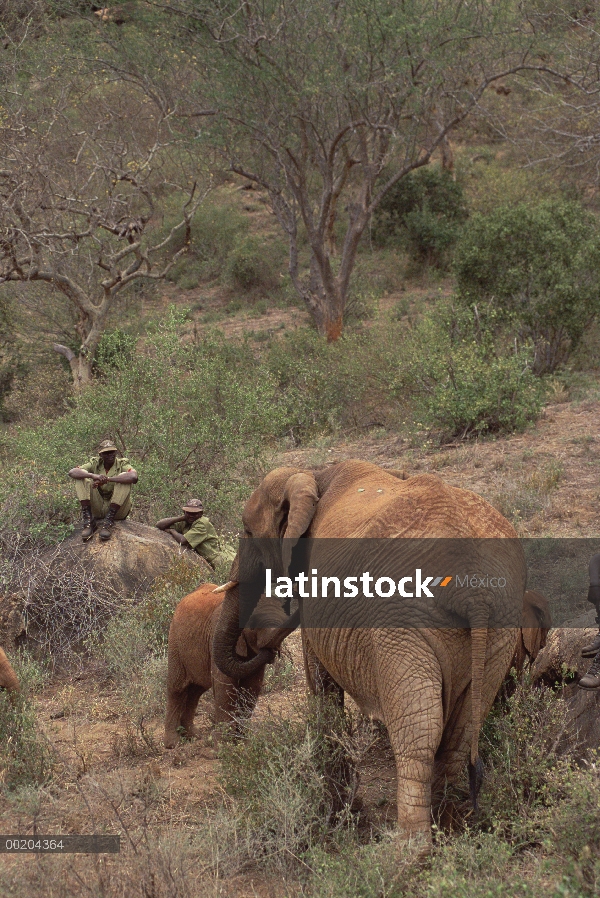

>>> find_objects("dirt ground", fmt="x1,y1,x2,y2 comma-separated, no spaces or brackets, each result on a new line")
276,394,600,538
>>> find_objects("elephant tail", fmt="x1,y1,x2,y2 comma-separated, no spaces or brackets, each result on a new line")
470,621,488,767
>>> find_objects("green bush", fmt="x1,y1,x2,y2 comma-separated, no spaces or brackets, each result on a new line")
372,166,468,267
453,200,600,374
94,328,137,372
478,674,572,840
0,686,54,790
218,702,358,873
0,295,25,422
396,303,545,440
0,309,284,540
533,762,600,893
225,236,283,293
166,199,249,287
264,326,400,440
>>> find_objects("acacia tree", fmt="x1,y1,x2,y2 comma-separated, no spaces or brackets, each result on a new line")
156,0,571,340
0,64,205,390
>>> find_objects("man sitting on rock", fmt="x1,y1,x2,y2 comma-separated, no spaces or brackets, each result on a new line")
68,439,138,542
156,499,228,571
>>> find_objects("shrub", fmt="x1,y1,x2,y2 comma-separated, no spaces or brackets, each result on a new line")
0,686,54,790
372,166,468,267
264,325,401,440
478,674,573,840
94,328,137,372
453,200,600,373
533,761,600,893
166,198,249,286
396,303,545,440
225,235,284,294
0,294,25,423
218,701,362,873
0,309,284,540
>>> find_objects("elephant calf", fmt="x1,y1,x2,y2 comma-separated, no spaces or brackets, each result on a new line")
0,647,20,695
511,588,552,675
164,583,290,748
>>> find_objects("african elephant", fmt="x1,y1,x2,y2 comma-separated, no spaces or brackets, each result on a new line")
511,589,552,675
0,647,20,695
212,460,526,846
164,583,293,748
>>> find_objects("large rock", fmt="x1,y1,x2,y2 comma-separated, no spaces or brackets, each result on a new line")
1,522,211,657
39,520,210,594
532,610,600,754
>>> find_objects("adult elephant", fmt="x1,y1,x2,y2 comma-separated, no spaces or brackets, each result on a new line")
212,460,526,846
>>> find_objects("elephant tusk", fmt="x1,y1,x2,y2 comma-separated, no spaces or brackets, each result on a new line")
213,580,239,594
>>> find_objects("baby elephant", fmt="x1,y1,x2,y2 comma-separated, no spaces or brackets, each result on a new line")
0,647,20,696
164,583,290,748
512,588,552,674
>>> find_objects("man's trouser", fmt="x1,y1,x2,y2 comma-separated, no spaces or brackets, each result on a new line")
588,553,600,625
75,480,132,521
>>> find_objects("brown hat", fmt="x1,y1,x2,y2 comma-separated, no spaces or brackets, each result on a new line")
98,439,117,454
182,498,204,513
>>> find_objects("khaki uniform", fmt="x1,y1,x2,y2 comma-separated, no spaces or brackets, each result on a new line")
172,516,224,567
75,456,134,520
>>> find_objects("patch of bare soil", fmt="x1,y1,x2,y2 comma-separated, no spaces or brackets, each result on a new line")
276,395,600,537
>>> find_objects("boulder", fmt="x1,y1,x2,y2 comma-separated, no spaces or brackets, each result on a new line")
40,520,210,594
532,610,600,754
1,522,211,657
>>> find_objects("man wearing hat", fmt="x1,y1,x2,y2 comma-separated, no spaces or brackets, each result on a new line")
68,440,138,542
156,499,222,569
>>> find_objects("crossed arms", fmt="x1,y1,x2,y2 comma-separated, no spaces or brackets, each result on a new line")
68,467,138,488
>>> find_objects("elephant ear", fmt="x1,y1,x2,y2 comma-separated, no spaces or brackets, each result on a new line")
280,472,319,575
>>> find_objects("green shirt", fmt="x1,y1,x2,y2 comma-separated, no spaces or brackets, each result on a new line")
78,456,134,501
172,516,220,565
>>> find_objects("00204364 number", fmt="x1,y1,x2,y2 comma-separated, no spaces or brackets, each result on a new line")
2,839,64,851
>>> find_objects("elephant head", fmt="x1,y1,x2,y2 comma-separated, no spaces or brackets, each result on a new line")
212,467,319,679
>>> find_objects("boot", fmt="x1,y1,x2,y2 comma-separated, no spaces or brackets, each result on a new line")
581,630,600,658
81,504,97,542
99,504,119,542
579,650,600,689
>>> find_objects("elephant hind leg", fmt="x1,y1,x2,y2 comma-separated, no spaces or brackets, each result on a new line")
180,683,206,738
164,686,190,748
378,660,444,846
431,685,471,827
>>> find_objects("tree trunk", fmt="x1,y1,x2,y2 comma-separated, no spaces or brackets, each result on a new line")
310,294,344,342
52,344,93,392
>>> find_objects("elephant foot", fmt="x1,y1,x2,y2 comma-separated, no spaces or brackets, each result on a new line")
164,733,179,749
391,828,432,862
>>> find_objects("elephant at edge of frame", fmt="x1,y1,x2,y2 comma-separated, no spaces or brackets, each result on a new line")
211,459,527,850
0,647,20,697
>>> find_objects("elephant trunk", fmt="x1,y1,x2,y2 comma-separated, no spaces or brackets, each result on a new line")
212,585,275,680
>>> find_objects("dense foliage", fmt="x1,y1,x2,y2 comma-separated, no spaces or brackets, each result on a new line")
372,167,468,268
453,200,600,373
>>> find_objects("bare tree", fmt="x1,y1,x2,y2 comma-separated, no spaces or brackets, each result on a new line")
0,68,206,389
154,0,573,340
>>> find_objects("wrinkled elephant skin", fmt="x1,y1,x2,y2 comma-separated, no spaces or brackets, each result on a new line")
212,460,526,845
164,583,291,747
